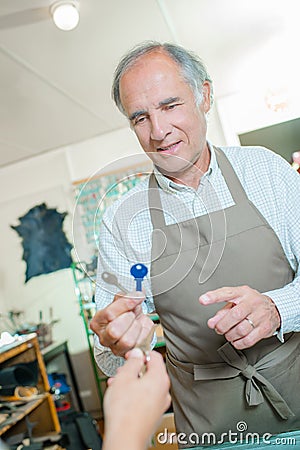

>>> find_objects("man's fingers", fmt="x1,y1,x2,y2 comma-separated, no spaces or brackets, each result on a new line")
135,324,155,347
201,286,280,350
212,302,252,335
199,286,247,305
90,291,145,349
108,291,145,319
207,303,233,329
224,316,256,342
90,293,144,333
230,327,262,350
106,311,137,340
107,318,146,355
113,290,145,303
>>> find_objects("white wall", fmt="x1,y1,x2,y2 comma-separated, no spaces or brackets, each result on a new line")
207,104,226,147
67,127,143,182
0,150,86,353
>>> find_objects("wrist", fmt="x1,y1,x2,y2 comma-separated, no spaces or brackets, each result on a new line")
263,294,281,331
104,421,149,450
104,430,147,450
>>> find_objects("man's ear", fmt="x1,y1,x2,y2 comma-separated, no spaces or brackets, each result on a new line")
202,81,211,113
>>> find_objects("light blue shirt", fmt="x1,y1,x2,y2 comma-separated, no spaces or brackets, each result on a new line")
94,144,300,376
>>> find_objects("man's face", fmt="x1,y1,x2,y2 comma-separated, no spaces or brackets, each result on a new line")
119,50,211,182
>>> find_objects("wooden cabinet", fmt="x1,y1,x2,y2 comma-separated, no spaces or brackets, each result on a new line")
0,333,60,444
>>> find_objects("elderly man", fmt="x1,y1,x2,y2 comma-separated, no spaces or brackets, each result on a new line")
90,41,300,447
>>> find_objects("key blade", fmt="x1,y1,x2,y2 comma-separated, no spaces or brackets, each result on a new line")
137,325,155,355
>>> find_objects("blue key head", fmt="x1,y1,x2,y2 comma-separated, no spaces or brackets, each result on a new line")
130,263,148,279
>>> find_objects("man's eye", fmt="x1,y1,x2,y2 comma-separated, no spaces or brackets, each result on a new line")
134,116,147,125
166,104,179,110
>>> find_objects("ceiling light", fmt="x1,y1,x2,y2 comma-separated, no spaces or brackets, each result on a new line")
51,1,80,31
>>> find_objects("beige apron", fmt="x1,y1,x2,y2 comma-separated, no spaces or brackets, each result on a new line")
149,148,300,447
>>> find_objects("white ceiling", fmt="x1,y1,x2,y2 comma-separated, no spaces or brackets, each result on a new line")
0,0,299,168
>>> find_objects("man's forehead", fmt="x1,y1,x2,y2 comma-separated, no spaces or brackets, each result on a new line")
130,48,174,66
123,49,180,79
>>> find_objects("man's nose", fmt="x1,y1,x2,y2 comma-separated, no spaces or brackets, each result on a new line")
150,114,171,141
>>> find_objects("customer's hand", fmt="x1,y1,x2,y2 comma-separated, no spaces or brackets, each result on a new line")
199,285,281,349
103,348,171,450
90,291,153,357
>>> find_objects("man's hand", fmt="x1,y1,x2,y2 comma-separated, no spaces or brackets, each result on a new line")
199,285,281,349
90,291,153,357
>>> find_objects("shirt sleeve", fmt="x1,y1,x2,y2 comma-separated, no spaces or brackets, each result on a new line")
263,156,300,339
93,210,153,376
93,215,130,376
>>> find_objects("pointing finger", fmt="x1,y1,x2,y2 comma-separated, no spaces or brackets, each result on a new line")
199,286,245,305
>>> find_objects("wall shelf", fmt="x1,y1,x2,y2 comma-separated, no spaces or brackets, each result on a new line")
0,334,60,444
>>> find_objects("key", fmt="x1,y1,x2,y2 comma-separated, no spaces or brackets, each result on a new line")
135,325,155,376
130,263,148,291
101,272,129,294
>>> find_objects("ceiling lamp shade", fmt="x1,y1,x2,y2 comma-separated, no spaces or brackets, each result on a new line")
51,1,80,31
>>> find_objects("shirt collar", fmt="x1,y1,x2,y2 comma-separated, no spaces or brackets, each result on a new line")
153,141,217,193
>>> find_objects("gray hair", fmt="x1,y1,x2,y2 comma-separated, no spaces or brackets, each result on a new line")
112,41,214,115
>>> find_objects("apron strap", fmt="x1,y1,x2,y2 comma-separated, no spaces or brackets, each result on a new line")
214,146,248,205
171,334,300,420
148,172,166,229
217,342,295,420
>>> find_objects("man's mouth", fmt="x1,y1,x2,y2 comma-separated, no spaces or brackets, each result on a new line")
157,141,180,153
